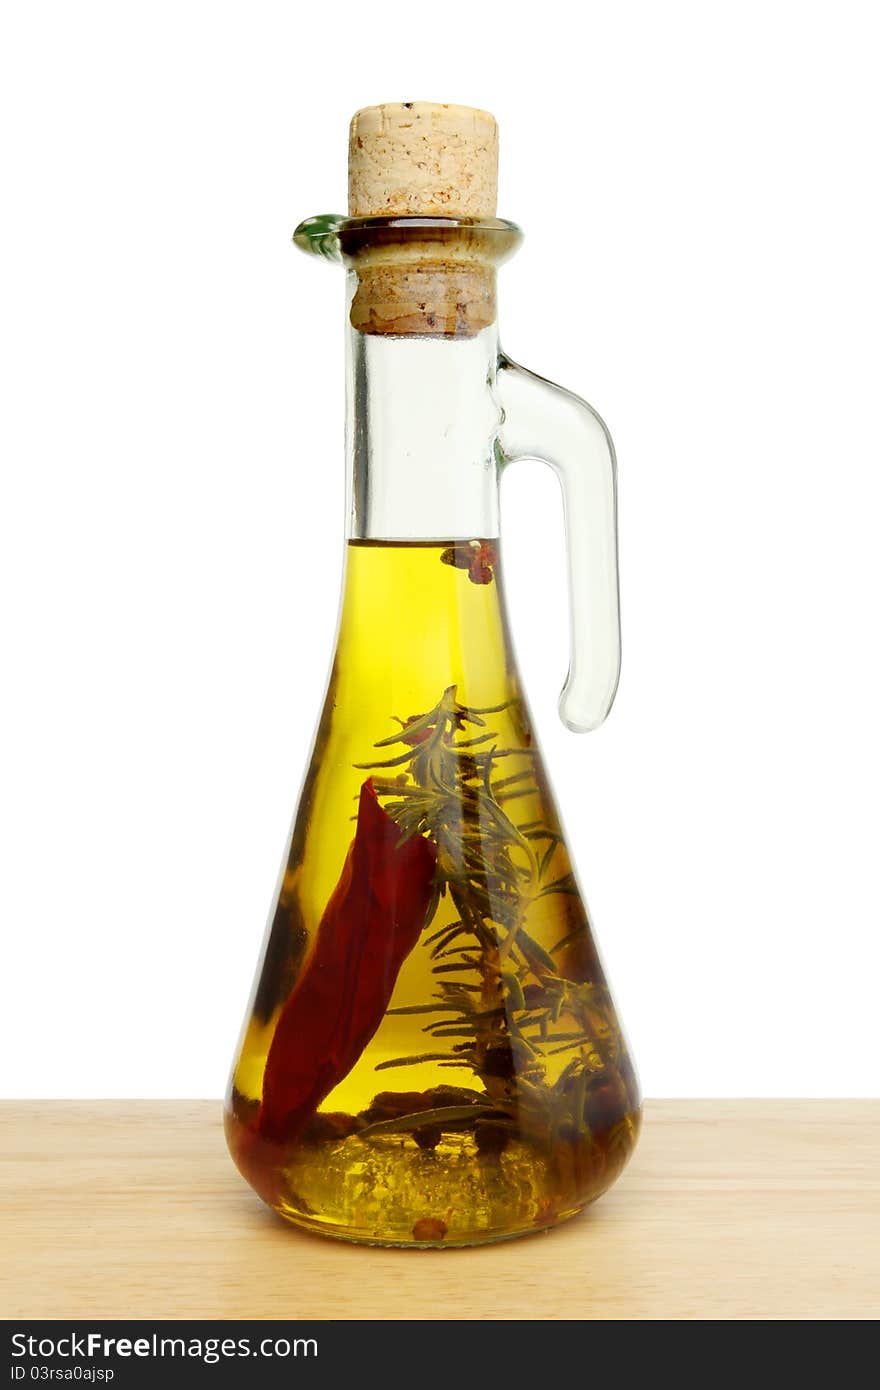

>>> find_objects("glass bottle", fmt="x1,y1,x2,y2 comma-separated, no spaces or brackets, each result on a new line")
225,103,640,1246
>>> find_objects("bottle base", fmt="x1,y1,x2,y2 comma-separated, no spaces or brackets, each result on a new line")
250,1126,636,1249
270,1198,591,1249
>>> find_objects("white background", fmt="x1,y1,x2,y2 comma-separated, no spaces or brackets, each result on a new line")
2,1,878,1099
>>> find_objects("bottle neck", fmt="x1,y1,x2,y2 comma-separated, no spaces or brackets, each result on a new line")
345,279,502,542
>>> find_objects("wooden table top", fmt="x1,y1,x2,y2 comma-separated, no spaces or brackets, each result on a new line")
1,1100,877,1320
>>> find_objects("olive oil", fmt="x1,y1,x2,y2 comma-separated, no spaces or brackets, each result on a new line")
225,541,639,1246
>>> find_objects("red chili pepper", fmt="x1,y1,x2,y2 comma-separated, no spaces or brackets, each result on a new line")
399,709,467,746
257,779,437,1144
400,716,434,746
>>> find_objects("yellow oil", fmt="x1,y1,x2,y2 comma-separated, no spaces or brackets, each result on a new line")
225,540,639,1246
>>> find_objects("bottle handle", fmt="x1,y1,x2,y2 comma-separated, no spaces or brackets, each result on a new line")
496,354,621,733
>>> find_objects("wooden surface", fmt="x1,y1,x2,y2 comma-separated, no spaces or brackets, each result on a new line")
1,1101,878,1320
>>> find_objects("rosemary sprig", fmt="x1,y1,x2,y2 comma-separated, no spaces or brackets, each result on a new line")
357,685,622,1138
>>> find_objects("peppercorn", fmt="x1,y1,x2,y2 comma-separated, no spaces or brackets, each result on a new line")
481,1045,515,1079
412,1217,448,1242
413,1124,442,1150
584,1079,626,1136
475,1121,509,1154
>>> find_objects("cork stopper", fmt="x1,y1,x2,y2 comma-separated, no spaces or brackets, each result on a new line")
348,103,498,219
346,103,500,337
